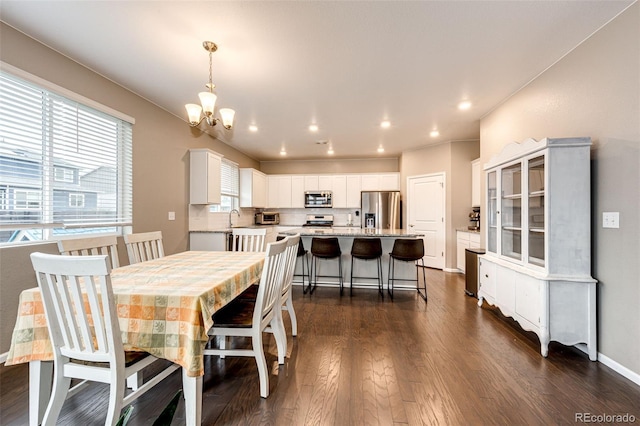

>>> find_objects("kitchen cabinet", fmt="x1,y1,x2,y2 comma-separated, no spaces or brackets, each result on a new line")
190,232,228,251
479,137,596,360
346,175,361,208
360,173,400,191
239,168,267,208
330,175,347,208
304,175,319,191
189,149,222,204
267,175,292,208
471,158,481,207
291,176,305,208
456,231,481,272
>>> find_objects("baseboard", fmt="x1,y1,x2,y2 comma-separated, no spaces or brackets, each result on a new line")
0,352,8,364
443,267,460,273
597,352,640,387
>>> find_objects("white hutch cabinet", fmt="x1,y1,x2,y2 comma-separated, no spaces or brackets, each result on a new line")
478,137,597,360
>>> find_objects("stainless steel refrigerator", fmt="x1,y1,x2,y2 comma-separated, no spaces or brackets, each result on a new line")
361,191,401,229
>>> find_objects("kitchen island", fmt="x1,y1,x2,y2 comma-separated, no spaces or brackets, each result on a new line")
280,227,425,293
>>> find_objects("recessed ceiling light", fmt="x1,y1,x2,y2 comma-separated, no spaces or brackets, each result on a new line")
280,149,287,156
458,101,472,110
430,130,440,137
377,146,385,153
327,147,334,155
380,120,391,129
309,124,319,132
249,125,258,132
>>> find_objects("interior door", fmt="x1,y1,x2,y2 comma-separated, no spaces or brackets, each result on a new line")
407,173,445,269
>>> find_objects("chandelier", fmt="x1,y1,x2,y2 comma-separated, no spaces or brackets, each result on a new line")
185,41,235,129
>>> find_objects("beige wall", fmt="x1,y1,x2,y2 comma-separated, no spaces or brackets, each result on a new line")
0,23,261,353
480,4,639,375
400,140,480,270
260,157,399,174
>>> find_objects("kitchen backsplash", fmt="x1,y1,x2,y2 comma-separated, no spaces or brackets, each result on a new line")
189,206,362,230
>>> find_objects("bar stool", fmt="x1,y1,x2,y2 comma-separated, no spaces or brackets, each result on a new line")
350,238,383,297
277,235,310,293
310,237,343,295
388,238,427,301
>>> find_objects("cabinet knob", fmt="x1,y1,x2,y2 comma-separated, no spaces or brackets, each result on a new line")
485,274,489,278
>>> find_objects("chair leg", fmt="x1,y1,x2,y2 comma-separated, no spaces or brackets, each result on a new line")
252,332,269,398
105,374,126,426
41,369,71,426
387,258,394,299
220,336,227,358
377,257,384,298
417,259,428,301
309,256,317,294
301,255,309,294
350,256,354,296
286,292,298,336
338,255,344,296
272,313,287,365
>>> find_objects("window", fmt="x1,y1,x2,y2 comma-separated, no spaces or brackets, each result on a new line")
0,188,6,210
69,193,85,208
209,159,239,213
54,167,75,183
14,189,41,210
0,69,133,244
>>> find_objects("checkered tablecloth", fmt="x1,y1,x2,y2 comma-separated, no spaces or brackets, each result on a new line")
5,250,265,377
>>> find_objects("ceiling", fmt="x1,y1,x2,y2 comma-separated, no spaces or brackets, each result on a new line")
0,1,633,161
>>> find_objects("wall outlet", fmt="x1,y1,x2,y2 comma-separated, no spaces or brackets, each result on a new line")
602,212,619,228
168,211,176,221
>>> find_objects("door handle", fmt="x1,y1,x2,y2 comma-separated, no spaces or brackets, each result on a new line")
410,224,415,227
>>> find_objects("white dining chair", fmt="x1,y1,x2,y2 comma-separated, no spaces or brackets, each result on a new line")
29,252,180,426
57,235,120,269
272,234,300,339
203,238,288,398
231,228,267,252
123,231,164,264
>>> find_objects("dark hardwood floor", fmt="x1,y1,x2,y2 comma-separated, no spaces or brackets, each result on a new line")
2,269,639,425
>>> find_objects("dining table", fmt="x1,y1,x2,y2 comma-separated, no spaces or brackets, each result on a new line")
5,250,265,426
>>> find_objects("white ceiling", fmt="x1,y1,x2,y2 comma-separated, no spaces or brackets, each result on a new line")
0,1,633,161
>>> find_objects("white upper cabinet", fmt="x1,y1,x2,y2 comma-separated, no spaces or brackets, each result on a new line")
267,175,292,208
239,168,267,208
318,175,333,191
345,175,362,208
304,175,319,191
291,175,305,208
361,173,400,191
189,149,222,204
331,175,347,208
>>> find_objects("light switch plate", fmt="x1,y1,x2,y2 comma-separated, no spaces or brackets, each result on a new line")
168,211,176,221
602,212,619,228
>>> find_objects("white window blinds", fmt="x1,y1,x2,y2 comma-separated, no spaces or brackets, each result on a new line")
0,70,133,243
209,159,239,212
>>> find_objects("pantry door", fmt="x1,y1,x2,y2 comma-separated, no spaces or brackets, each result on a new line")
407,173,446,269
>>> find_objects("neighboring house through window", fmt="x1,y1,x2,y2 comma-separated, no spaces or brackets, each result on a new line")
69,193,85,208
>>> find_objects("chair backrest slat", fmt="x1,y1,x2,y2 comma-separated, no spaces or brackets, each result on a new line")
253,239,287,328
31,252,120,363
281,234,300,297
123,231,164,264
57,235,120,269
232,228,267,252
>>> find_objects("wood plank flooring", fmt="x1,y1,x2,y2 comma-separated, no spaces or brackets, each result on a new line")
2,269,639,425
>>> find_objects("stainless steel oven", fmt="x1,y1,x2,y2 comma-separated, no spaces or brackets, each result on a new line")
304,191,333,208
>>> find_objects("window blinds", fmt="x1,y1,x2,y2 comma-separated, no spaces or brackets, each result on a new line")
0,70,133,242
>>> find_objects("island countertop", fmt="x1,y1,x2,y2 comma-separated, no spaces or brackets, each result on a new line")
280,227,424,238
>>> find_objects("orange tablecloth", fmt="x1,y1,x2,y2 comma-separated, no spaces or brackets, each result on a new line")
5,251,264,377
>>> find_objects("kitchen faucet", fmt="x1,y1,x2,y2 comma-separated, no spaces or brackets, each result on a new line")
228,209,240,228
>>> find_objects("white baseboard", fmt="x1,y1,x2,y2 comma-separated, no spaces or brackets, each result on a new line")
597,352,640,387
0,352,8,364
443,267,460,273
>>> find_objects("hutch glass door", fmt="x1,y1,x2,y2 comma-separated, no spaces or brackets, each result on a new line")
501,162,522,260
487,170,497,254
528,155,545,266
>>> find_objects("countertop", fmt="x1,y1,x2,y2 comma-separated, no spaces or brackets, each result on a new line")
456,228,481,234
280,227,424,237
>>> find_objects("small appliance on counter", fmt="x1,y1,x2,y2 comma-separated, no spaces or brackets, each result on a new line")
468,207,480,231
303,214,334,227
255,211,280,225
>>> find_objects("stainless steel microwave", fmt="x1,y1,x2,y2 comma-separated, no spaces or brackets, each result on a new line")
304,191,333,208
255,211,280,225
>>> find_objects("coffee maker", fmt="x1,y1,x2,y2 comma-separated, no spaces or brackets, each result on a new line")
468,207,480,231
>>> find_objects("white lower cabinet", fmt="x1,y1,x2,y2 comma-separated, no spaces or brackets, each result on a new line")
478,256,597,360
456,231,481,273
190,232,228,251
